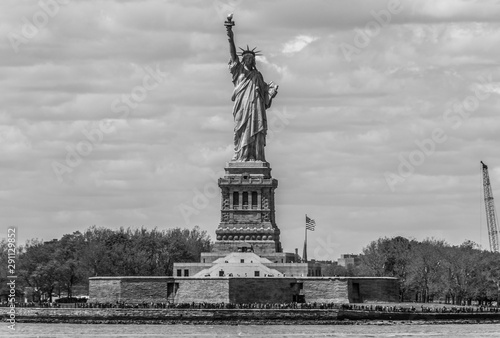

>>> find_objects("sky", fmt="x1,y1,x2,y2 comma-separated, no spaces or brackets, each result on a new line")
2,0,500,261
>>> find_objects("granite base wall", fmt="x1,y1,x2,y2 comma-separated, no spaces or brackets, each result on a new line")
88,279,121,303
349,278,399,303
229,278,298,303
175,279,230,303
89,277,399,304
300,279,349,303
121,278,175,303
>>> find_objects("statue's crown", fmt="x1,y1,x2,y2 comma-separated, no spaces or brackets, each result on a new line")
238,45,262,57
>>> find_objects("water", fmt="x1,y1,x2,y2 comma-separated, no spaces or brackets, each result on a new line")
2,323,500,338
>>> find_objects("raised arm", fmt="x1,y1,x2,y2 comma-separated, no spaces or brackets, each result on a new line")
225,15,238,63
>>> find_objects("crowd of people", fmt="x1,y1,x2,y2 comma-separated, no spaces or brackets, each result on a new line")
2,301,499,313
342,303,500,313
52,301,340,309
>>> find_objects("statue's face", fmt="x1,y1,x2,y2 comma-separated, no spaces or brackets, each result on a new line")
242,54,255,69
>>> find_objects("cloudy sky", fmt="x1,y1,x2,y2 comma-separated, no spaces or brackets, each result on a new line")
2,0,500,261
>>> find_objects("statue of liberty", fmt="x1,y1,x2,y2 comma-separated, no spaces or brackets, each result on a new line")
225,14,279,162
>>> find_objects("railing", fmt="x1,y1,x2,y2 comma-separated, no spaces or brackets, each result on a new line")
220,178,275,185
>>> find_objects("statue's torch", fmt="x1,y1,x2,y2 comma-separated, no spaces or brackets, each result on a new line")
224,13,235,27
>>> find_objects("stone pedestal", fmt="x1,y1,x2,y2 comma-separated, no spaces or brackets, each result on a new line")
213,161,282,254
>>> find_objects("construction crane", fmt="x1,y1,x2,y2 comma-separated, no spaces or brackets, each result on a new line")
481,161,500,252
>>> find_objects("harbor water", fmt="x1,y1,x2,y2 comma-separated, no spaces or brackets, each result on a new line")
3,323,500,337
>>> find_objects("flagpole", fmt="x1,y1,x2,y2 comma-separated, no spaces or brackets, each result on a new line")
303,214,308,263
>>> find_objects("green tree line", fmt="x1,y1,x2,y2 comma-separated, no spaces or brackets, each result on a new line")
0,226,211,302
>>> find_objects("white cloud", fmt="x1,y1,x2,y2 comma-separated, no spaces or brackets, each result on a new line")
282,35,318,54
0,125,32,154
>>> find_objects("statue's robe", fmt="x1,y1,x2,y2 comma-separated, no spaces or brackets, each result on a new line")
229,59,274,162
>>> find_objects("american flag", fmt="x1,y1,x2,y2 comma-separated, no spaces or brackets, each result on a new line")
306,215,316,231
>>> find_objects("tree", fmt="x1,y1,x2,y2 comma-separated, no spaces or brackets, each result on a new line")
358,238,387,277
77,225,211,277
442,241,482,305
18,239,60,302
358,236,415,301
54,232,86,297
322,264,349,277
476,250,500,305
408,239,447,303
